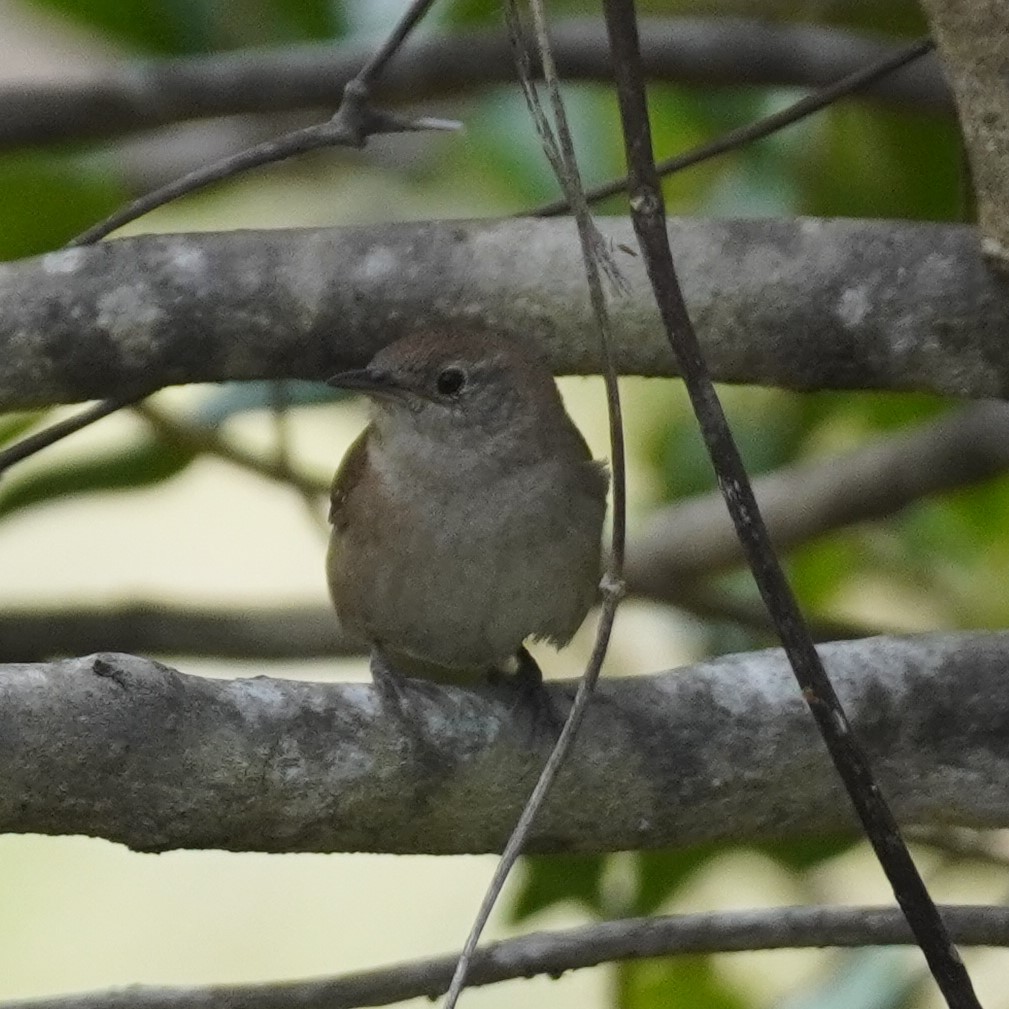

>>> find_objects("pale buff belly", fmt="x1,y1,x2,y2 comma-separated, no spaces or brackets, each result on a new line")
328,476,603,670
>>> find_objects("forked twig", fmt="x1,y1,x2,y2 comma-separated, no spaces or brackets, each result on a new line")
0,22,935,477
0,0,451,478
600,1,980,1007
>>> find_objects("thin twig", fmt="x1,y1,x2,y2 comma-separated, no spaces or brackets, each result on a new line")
0,0,450,475
441,3,628,1005
5,904,1008,1009
68,101,455,248
133,403,328,497
0,393,146,477
533,35,935,217
600,2,979,1008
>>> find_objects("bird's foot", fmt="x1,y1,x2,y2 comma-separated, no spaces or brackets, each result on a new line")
490,647,564,737
369,649,411,706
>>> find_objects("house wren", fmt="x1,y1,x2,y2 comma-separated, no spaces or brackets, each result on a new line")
326,330,607,687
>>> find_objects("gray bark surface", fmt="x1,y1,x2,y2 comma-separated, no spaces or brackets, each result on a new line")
2,633,1007,854
3,218,1009,409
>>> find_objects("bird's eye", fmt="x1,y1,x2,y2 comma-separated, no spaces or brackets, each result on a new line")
436,367,466,396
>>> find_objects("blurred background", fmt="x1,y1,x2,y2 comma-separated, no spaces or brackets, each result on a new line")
0,0,1007,1007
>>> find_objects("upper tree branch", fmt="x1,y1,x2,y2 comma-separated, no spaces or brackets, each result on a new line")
3,632,1009,854
3,218,1008,411
1,19,951,150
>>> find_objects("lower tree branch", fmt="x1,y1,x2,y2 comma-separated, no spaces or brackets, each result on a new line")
4,903,1009,1009
627,400,1009,592
0,604,362,661
3,633,1009,854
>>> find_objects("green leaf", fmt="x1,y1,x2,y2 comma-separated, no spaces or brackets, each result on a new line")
786,537,861,611
268,0,347,40
803,105,961,222
22,0,211,54
0,154,125,260
648,388,822,503
510,853,607,921
632,845,720,917
618,955,747,1009
0,412,49,447
22,0,346,54
442,0,584,26
752,835,855,872
0,436,197,522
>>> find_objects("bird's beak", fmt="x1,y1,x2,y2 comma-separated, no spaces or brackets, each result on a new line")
326,368,405,400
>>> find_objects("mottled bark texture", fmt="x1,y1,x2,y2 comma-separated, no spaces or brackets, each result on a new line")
2,218,1009,410
2,633,1007,854
919,0,1009,272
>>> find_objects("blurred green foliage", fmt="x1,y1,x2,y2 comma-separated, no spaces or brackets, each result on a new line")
0,436,197,522
1,2,1002,1007
0,154,125,259
618,955,748,1009
22,0,346,52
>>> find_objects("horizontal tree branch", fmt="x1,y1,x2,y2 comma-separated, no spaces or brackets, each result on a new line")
2,218,1008,411
6,903,1009,1009
918,0,1009,270
0,603,361,662
0,593,876,664
3,633,1009,854
628,400,1009,593
2,19,952,150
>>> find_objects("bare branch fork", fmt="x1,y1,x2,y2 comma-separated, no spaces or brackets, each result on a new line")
0,23,941,476
0,18,952,150
600,1,979,1008
0,0,450,478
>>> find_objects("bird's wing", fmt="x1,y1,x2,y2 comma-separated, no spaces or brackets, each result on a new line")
328,427,372,531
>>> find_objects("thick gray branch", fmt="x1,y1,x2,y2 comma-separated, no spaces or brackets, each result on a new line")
918,0,1009,270
0,19,951,149
3,218,1009,410
2,633,1008,854
5,904,1009,1009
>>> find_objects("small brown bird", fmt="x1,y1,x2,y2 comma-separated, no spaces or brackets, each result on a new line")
326,330,607,688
